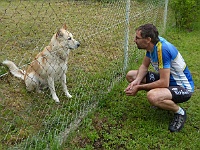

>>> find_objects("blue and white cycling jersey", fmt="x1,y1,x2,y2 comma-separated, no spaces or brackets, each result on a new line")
146,37,194,92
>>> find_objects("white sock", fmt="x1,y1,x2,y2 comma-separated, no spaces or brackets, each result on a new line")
176,107,184,115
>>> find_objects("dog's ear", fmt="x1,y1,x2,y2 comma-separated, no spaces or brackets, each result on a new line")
62,23,67,30
56,29,63,38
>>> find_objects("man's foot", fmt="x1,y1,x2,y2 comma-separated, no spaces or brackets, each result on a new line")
168,109,187,132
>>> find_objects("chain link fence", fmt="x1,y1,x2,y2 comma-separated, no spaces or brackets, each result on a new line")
0,0,168,149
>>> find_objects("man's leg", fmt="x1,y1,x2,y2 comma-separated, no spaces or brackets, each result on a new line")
147,88,188,132
126,70,146,83
147,88,178,111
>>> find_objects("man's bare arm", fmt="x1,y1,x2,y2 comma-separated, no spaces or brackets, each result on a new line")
135,56,151,84
137,68,170,91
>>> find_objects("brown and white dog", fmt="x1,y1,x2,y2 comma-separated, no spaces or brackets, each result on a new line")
3,23,80,103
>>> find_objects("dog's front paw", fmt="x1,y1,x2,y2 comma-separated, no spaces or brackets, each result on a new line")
54,99,60,103
66,93,72,98
52,95,60,103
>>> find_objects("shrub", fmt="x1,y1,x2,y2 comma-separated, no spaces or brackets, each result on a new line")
170,0,200,30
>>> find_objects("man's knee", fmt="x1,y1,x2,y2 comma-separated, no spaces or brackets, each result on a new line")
126,70,137,83
147,90,159,105
147,88,172,106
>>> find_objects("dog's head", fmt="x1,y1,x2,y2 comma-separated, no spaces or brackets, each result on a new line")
55,23,80,50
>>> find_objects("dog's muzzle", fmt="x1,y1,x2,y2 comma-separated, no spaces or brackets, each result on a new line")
76,41,80,48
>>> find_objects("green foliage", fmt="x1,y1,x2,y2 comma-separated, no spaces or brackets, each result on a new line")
170,0,200,30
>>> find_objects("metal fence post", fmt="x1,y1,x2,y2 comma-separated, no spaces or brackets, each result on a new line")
123,0,130,73
163,0,169,33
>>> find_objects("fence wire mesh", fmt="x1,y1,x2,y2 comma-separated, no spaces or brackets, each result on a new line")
0,0,167,149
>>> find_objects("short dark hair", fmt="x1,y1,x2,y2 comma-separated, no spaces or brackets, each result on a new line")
136,24,159,44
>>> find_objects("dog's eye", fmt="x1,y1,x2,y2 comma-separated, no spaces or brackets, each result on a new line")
68,37,72,40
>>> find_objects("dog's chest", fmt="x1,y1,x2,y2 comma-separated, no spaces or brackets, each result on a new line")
35,48,69,80
47,61,67,77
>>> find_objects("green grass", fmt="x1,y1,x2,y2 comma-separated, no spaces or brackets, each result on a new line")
0,0,185,149
64,16,200,150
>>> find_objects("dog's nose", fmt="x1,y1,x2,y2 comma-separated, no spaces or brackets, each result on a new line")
77,42,80,47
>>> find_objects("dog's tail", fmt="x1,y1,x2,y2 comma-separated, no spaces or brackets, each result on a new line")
2,60,25,80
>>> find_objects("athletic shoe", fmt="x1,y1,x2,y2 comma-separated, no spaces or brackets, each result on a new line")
168,109,187,132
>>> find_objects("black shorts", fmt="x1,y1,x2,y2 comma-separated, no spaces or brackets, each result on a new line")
145,71,192,103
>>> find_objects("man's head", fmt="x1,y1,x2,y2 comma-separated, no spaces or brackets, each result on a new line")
134,24,159,50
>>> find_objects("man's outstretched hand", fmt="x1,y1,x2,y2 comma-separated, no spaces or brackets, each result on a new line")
124,84,139,96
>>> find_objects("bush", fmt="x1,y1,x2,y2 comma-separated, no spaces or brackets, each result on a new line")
170,0,200,30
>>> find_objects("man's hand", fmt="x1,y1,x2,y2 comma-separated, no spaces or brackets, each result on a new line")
124,80,140,91
124,84,139,96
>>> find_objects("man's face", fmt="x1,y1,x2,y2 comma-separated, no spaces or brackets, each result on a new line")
134,30,149,49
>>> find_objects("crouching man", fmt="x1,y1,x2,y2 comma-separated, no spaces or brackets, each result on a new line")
125,24,194,132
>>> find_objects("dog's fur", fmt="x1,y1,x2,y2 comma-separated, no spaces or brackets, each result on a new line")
2,24,80,103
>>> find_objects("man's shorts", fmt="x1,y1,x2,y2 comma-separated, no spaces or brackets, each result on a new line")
145,71,192,103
